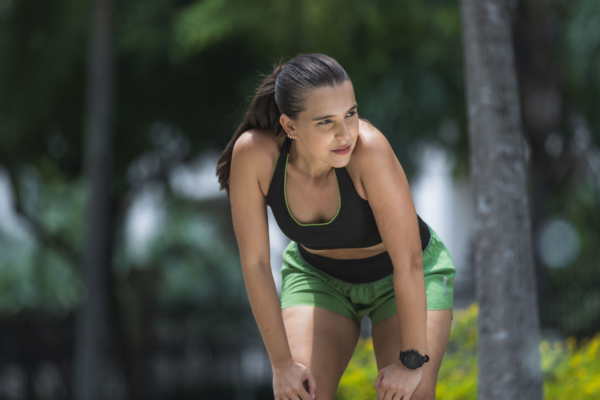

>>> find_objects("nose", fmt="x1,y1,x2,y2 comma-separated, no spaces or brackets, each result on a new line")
336,121,351,142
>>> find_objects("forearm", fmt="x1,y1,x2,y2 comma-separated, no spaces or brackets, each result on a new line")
392,265,428,354
241,264,293,366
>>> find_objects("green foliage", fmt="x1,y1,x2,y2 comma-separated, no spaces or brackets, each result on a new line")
547,6,600,310
0,0,88,172
542,333,600,398
335,303,600,399
0,171,85,316
0,172,242,316
0,0,468,198
172,0,467,179
561,0,600,133
0,228,81,316
546,178,600,338
1,0,600,349
435,304,478,399
0,0,467,322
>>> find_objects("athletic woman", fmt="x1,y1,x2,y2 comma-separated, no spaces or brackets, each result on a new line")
216,53,456,400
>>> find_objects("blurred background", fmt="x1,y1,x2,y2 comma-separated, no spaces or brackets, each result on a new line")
0,0,599,399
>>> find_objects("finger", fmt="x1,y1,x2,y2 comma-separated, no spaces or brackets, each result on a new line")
297,383,312,400
304,369,317,399
376,378,384,400
297,391,311,400
281,390,295,400
383,386,396,400
375,370,383,391
290,376,311,400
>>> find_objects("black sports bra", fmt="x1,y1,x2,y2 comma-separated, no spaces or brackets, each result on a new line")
266,135,431,252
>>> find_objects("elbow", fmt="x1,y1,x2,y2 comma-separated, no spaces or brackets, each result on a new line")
392,250,424,275
410,250,424,271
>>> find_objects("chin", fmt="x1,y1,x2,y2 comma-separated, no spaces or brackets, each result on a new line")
333,156,351,169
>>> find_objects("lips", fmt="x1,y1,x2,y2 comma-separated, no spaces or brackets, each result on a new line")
332,145,350,151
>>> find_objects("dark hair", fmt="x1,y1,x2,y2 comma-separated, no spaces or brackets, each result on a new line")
216,53,366,198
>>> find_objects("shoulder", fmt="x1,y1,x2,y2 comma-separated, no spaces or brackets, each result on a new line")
343,119,399,202
233,128,282,158
353,120,421,264
232,128,286,197
350,119,397,174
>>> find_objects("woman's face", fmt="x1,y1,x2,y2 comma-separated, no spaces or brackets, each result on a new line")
280,80,359,169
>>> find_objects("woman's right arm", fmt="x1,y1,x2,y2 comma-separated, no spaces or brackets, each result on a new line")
230,133,317,399
230,132,293,366
230,133,317,400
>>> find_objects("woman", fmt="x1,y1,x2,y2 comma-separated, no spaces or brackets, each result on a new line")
216,53,456,400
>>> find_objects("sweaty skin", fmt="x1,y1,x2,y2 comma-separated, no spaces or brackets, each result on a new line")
276,81,389,260
232,78,451,400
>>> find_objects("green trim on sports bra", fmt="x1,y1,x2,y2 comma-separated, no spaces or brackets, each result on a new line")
284,153,341,226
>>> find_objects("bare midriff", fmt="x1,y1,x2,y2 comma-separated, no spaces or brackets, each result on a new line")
300,241,388,260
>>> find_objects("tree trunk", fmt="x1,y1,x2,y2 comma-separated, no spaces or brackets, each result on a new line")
459,1,544,399
72,0,115,399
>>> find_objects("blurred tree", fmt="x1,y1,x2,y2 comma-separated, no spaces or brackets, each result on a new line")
460,0,543,399
173,0,468,178
511,0,600,338
72,0,116,399
0,0,599,396
513,0,562,331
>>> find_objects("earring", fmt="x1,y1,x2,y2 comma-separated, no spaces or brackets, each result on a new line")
287,133,292,139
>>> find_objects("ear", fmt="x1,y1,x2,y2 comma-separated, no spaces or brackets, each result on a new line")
279,114,298,137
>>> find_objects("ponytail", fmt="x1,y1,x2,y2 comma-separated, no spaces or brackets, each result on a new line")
216,53,351,198
216,59,286,198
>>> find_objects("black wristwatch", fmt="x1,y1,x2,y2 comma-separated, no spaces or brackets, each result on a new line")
399,349,430,370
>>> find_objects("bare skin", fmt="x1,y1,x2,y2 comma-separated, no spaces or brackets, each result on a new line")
280,306,361,400
372,309,452,400
259,82,388,261
280,306,451,400
230,80,450,400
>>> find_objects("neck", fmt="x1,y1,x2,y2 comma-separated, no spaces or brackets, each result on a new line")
288,138,335,181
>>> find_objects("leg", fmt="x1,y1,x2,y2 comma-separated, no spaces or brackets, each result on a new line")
371,308,452,400
281,305,361,400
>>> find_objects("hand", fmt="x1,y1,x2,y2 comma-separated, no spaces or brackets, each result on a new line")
374,359,424,400
272,358,317,400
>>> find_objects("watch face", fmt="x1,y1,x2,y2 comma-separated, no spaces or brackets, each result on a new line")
402,351,422,369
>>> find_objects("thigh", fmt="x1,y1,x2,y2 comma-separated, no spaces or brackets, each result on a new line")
282,305,361,400
370,308,452,400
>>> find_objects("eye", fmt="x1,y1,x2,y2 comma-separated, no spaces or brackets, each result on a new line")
318,119,331,125
347,111,357,117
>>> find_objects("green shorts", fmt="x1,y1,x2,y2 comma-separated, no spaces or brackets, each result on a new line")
279,226,456,326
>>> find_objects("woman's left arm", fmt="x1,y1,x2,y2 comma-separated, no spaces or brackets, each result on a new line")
353,127,427,397
355,128,426,353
